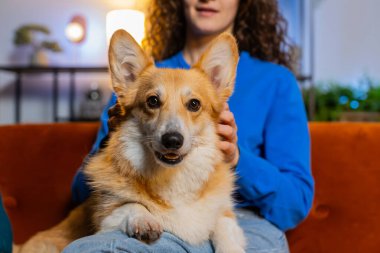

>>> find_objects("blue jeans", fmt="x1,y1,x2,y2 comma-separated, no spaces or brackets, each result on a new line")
63,208,289,253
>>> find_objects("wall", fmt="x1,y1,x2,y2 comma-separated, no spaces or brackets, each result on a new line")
279,0,380,86
314,0,380,84
1,0,379,124
0,0,148,124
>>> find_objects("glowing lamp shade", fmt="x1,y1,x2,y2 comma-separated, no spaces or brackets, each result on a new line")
65,15,86,43
106,10,145,45
65,23,84,42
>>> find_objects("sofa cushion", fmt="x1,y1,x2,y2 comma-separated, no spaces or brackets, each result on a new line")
287,123,380,253
0,123,98,243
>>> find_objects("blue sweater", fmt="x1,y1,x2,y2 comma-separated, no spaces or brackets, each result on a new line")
72,51,314,231
0,195,13,253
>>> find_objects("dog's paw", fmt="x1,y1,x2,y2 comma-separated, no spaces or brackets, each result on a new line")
126,214,163,243
212,215,246,253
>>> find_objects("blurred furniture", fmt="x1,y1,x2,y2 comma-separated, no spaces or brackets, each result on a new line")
340,112,380,122
0,66,108,123
1,122,380,252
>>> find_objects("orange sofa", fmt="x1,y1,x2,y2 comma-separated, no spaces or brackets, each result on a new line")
1,122,379,252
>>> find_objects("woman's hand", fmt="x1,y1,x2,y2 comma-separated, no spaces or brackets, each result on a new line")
217,103,239,166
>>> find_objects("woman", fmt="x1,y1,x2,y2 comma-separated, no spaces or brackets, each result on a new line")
67,0,314,252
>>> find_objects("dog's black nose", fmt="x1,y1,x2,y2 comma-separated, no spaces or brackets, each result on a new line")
161,132,184,150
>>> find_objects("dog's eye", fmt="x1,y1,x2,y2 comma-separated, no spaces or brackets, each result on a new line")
187,99,201,112
147,96,160,109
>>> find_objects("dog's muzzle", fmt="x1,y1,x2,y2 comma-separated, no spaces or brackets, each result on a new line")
155,132,184,165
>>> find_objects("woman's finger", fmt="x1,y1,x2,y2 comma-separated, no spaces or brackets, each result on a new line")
217,124,237,142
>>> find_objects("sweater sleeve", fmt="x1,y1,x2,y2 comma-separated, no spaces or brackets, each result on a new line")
0,195,12,253
235,70,314,231
71,93,117,205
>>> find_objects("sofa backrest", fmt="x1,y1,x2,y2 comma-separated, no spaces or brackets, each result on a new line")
287,123,380,253
1,122,380,252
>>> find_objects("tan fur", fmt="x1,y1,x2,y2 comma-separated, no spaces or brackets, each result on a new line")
223,209,236,219
19,30,245,253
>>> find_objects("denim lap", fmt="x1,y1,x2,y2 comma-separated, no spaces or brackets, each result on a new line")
63,231,213,253
63,208,289,253
236,208,290,253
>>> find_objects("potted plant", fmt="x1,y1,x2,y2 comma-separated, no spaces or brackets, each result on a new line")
303,77,380,121
13,24,62,66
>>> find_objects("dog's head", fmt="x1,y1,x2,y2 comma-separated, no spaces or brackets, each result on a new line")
108,30,238,170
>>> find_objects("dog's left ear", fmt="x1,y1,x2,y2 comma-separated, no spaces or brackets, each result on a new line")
193,33,239,101
108,29,154,104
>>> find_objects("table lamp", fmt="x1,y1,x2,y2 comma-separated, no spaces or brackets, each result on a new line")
65,15,86,44
106,9,145,45
65,15,86,64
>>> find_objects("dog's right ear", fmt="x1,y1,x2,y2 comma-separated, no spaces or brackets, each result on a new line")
108,29,153,103
193,33,239,103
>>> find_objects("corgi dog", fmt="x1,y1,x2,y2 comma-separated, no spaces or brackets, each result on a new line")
19,30,246,253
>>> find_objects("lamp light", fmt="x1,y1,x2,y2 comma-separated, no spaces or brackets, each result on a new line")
106,9,145,45
65,15,86,44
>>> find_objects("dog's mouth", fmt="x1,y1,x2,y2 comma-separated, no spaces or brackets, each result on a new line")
155,151,184,165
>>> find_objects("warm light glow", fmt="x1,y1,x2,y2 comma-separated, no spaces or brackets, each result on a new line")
65,15,86,44
106,9,145,45
65,22,85,43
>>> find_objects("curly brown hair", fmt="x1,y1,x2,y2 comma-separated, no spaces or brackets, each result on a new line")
142,0,295,70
